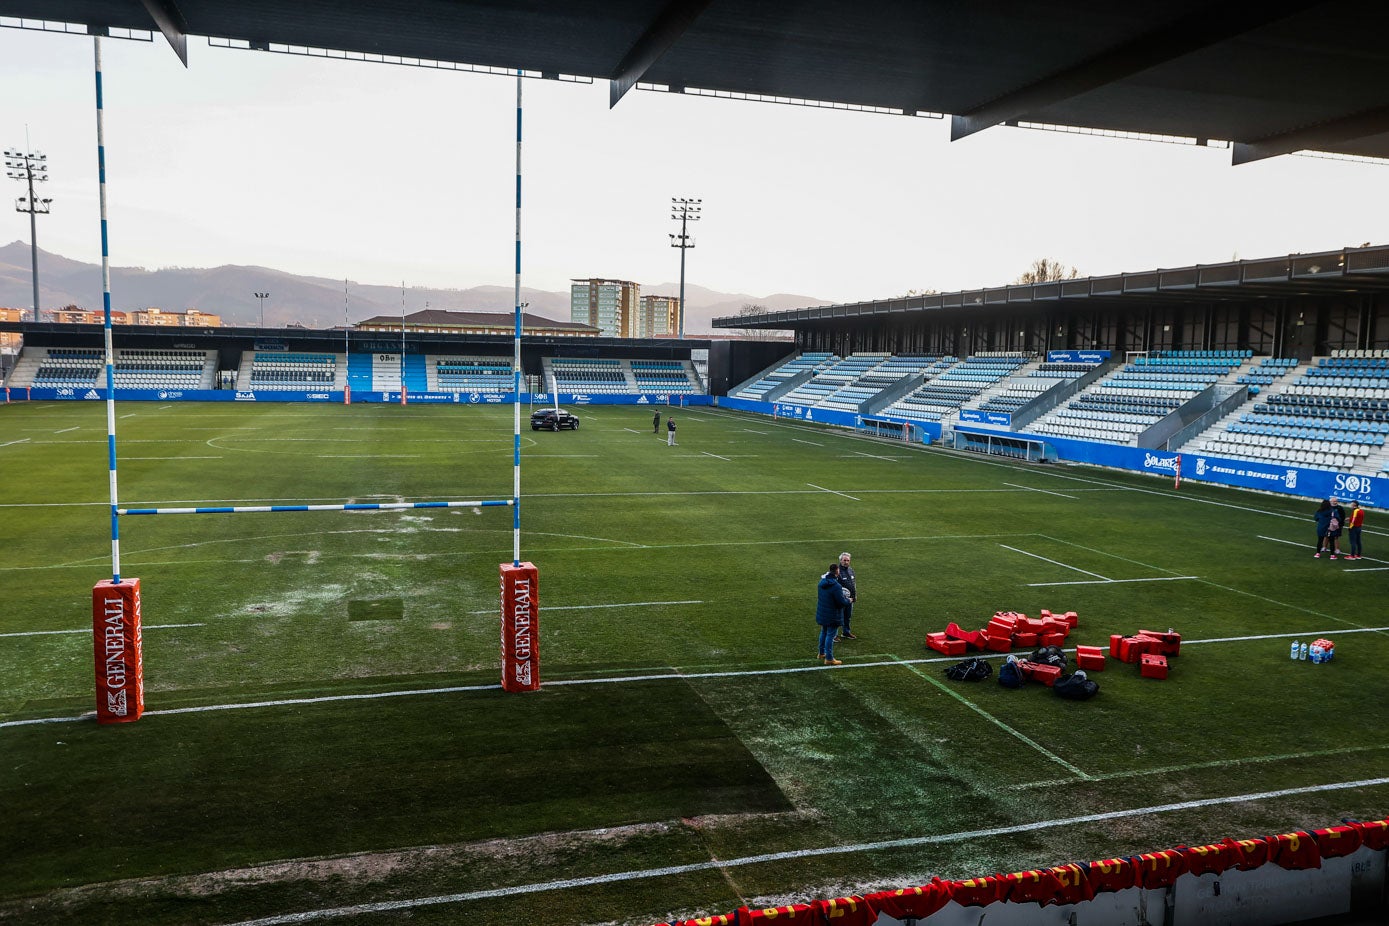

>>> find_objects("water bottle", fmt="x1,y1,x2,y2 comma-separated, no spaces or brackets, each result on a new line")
1290,640,1300,660
1299,643,1309,661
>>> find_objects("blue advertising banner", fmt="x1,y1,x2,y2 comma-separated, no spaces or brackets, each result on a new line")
954,424,1389,507
20,387,343,402
959,409,1013,428
12,387,714,407
1047,350,1111,364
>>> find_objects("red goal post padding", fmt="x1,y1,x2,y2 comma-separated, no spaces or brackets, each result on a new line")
500,562,540,692
93,578,145,724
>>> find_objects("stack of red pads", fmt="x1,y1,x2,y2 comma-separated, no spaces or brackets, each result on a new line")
1109,629,1182,679
926,609,1077,657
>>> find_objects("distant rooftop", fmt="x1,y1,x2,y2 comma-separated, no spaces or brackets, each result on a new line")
356,309,596,334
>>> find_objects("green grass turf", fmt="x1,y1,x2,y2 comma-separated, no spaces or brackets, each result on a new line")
1,399,1386,925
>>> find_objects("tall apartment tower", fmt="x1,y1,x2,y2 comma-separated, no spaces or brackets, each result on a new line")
570,278,640,338
637,294,680,338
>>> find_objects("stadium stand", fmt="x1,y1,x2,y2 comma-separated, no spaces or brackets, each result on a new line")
542,357,703,395
238,351,339,391
17,347,217,390
878,353,1029,421
729,352,837,401
431,356,513,393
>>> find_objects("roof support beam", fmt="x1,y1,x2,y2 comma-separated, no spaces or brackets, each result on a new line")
609,0,713,108
950,1,1320,142
139,0,189,66
1232,104,1389,164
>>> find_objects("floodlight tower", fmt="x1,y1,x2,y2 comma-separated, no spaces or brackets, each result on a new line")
669,197,701,340
253,291,269,327
5,147,52,321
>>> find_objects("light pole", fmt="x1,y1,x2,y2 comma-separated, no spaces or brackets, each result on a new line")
670,197,701,339
4,147,52,321
253,291,269,327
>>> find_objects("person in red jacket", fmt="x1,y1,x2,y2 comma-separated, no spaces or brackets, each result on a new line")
1346,500,1365,560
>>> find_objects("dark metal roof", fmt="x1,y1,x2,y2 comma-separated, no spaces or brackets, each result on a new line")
715,244,1389,328
5,1,1389,163
355,309,596,333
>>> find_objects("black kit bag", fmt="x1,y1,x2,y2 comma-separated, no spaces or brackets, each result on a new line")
1053,670,1100,700
1029,645,1067,670
944,658,992,682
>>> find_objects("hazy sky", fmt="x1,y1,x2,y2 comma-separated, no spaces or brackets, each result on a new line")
2,26,1386,305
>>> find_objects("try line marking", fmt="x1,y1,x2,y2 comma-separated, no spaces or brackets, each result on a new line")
0,622,204,639
466,599,702,615
225,775,1389,926
10,625,1389,730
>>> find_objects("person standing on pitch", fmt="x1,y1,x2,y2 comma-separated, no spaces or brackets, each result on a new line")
1313,498,1333,558
1346,500,1366,560
816,562,849,665
653,409,661,434
834,551,858,641
1326,496,1346,560
667,416,678,446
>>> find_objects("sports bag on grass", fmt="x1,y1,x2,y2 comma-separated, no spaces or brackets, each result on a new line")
998,656,1025,689
944,658,992,682
1054,670,1099,700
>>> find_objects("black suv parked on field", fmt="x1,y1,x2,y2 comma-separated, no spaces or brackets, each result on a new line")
529,408,580,431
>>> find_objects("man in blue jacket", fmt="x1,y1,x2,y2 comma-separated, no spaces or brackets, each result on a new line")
817,562,850,665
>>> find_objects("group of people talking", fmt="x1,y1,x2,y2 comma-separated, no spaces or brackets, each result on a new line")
815,552,857,665
1313,497,1366,560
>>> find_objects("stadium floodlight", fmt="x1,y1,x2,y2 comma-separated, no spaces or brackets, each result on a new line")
253,291,270,327
5,147,51,321
669,197,701,340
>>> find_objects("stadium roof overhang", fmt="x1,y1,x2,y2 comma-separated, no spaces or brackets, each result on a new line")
713,244,1389,330
5,1,1389,165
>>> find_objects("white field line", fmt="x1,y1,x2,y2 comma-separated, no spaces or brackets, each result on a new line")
1040,534,1382,632
159,404,173,409
848,450,901,462
701,451,732,461
895,657,1091,780
14,624,1389,729
1012,742,1389,791
119,413,137,418
743,428,768,434
807,483,860,501
1259,534,1383,568
0,622,204,639
1002,482,1077,500
622,428,642,434
124,456,224,461
0,438,31,448
791,438,822,447
54,426,79,434
466,599,703,615
1034,534,1184,578
998,543,1109,580
224,775,1389,926
1027,576,1200,587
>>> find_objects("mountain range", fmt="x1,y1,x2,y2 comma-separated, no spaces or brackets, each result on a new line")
0,241,825,334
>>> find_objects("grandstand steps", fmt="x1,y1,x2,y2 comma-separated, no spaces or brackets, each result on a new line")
5,352,42,388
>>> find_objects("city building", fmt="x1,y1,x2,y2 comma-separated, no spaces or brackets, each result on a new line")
46,306,220,326
637,294,680,338
570,279,640,338
48,306,129,325
354,308,598,337
0,307,24,355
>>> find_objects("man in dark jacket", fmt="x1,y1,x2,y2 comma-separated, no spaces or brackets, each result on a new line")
653,410,661,433
835,551,857,641
816,562,849,665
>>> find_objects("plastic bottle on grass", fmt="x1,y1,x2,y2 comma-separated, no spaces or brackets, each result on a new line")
1299,643,1309,661
1290,640,1300,660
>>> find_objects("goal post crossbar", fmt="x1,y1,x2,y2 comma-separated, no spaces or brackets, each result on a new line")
117,499,513,516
